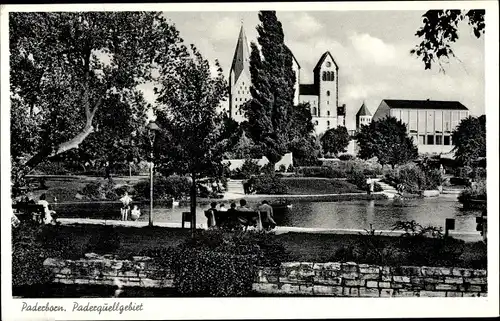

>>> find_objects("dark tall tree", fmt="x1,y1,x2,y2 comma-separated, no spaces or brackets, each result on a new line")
244,11,296,165
320,126,351,158
452,115,486,167
356,116,418,168
411,9,485,71
289,102,321,165
10,12,186,195
154,45,230,236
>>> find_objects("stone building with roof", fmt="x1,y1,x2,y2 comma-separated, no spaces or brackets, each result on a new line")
228,24,346,135
372,99,470,155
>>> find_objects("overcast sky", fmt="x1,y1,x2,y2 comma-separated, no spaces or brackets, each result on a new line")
140,10,485,129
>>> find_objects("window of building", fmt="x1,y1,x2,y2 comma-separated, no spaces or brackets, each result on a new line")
327,121,330,126
436,135,443,145
410,134,418,143
418,110,426,133
435,110,442,133
326,61,331,67
427,135,434,145
327,101,329,105
315,120,319,125
409,110,417,133
451,111,459,129
327,111,330,116
418,135,425,145
443,111,451,133
238,91,240,94
327,90,330,96
444,135,451,145
427,111,434,133
322,71,334,81
242,82,245,85
312,107,317,116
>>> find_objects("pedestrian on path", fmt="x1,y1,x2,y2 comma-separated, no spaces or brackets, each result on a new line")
119,191,132,221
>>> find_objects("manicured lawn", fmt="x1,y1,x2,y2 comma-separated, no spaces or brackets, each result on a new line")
37,224,486,269
282,177,363,195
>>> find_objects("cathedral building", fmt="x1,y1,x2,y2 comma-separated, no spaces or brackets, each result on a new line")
228,24,346,135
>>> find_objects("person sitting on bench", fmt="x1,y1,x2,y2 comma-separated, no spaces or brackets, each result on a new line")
37,193,56,225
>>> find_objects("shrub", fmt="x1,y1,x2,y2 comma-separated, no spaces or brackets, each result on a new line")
249,174,288,194
150,230,289,296
81,179,117,200
278,164,287,172
286,164,295,173
240,159,262,178
11,221,75,287
339,154,354,161
134,175,191,201
458,180,487,205
297,166,347,178
32,162,71,175
347,170,367,190
373,182,383,192
85,225,122,254
12,222,53,287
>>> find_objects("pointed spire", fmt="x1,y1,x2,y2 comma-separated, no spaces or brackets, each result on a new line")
356,101,372,116
230,23,250,82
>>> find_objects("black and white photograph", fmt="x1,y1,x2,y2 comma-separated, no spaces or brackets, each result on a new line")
1,2,498,320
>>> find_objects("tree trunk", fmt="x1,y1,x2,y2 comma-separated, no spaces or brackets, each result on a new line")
190,175,197,239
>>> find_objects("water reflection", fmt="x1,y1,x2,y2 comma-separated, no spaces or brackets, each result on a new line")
139,197,481,232
58,196,481,233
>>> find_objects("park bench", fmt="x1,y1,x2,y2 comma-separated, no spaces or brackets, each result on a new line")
12,203,46,224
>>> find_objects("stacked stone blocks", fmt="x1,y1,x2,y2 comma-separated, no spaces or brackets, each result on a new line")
44,255,487,297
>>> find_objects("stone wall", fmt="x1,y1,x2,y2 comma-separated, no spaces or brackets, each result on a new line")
254,262,487,297
43,254,174,288
44,255,487,297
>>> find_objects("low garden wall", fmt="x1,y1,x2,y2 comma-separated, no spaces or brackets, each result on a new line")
43,254,487,297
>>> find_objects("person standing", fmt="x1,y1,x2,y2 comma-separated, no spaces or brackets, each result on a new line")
366,177,373,195
205,202,218,228
258,200,277,230
119,191,133,221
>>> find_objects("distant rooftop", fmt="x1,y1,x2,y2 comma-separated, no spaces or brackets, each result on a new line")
382,99,468,111
356,102,372,116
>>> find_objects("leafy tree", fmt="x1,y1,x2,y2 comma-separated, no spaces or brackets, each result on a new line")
356,116,418,168
244,11,296,166
411,9,485,71
154,45,230,236
320,126,350,158
288,102,321,165
9,12,186,195
452,115,486,167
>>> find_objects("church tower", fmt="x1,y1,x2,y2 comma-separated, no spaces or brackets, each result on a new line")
356,102,372,129
229,22,252,123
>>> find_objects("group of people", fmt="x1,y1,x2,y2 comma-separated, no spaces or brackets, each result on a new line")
12,193,57,226
119,191,141,221
205,199,277,231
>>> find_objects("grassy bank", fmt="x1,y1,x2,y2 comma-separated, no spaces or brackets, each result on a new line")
281,177,363,195
35,224,486,269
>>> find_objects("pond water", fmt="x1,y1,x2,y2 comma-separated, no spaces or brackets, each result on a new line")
56,194,481,233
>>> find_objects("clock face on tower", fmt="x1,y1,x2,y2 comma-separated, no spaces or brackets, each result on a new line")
326,61,331,67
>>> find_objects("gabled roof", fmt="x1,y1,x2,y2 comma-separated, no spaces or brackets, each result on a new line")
230,25,250,81
356,102,372,116
299,84,318,96
382,99,468,111
287,47,301,69
313,51,339,72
